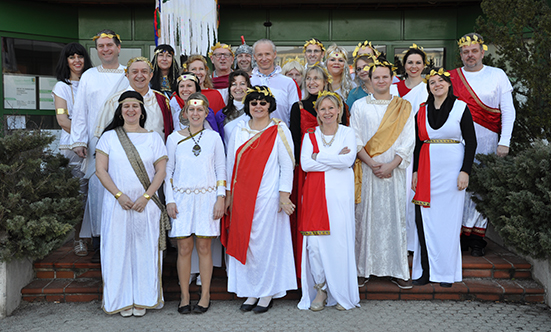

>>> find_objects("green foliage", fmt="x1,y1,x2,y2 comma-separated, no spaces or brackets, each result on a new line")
0,130,83,262
469,141,551,259
476,0,551,152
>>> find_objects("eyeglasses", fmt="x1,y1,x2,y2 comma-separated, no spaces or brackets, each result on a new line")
250,101,268,106
305,76,323,82
213,53,232,59
305,50,322,54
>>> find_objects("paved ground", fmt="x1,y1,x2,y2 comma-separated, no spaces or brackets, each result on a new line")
1,300,550,331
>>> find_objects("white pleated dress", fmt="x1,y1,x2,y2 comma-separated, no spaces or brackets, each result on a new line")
412,100,468,283
225,119,297,299
96,130,167,314
297,125,360,310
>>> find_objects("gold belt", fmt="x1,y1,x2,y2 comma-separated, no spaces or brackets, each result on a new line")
424,139,460,144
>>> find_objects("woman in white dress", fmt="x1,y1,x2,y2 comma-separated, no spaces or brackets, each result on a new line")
53,42,93,256
95,91,168,317
214,70,252,146
223,86,297,313
392,45,430,252
411,68,477,287
325,44,355,100
298,91,359,311
165,92,226,314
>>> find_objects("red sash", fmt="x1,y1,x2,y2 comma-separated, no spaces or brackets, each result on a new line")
449,68,501,133
299,129,331,235
396,80,411,98
412,103,431,207
172,92,185,109
222,123,279,265
153,90,174,141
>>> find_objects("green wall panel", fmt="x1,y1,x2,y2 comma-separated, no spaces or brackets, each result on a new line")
0,1,78,39
332,10,402,42
218,8,267,44
404,9,456,40
134,7,155,41
78,7,133,41
269,9,329,43
456,5,483,37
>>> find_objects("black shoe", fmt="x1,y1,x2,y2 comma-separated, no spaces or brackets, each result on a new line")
178,303,191,314
412,275,429,286
240,300,258,312
90,250,101,264
471,246,485,257
252,299,273,314
440,282,452,288
193,302,210,314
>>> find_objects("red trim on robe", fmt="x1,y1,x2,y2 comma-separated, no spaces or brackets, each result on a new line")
412,103,431,207
396,80,411,98
299,129,331,234
153,90,174,141
172,91,185,109
222,125,279,265
449,68,501,134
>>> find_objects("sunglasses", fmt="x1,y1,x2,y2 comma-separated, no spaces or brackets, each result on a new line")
250,101,268,106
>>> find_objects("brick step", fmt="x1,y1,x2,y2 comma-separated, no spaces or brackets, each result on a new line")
22,239,544,304
21,276,545,304
32,240,534,280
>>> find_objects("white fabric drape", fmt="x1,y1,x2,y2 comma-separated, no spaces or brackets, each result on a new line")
157,0,218,56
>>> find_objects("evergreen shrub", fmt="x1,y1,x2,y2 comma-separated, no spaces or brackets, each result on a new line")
0,130,83,262
469,141,551,259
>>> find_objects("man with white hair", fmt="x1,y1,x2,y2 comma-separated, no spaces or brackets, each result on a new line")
250,39,299,125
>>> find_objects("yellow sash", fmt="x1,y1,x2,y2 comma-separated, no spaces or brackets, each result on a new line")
354,96,412,203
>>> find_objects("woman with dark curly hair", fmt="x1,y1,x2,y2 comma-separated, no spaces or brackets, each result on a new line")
223,86,297,314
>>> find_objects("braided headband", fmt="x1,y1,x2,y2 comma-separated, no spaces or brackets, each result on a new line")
177,74,199,83
154,49,174,55
303,38,326,53
208,42,234,57
458,35,488,51
92,33,121,41
423,68,450,83
119,98,143,105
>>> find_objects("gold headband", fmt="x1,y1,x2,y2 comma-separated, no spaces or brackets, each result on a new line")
303,38,326,53
353,53,376,69
327,51,346,60
458,35,488,51
208,42,234,57
364,58,397,75
315,90,342,108
245,86,274,100
177,74,199,83
352,40,381,59
183,56,209,71
405,43,430,65
125,57,154,73
92,33,121,42
154,49,174,55
119,98,143,105
308,63,333,84
187,99,204,106
423,68,451,83
282,56,305,67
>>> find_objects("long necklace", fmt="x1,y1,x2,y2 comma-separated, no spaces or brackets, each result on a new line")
188,127,204,156
320,125,339,147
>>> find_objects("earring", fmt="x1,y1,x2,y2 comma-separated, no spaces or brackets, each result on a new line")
119,115,122,119
141,114,144,119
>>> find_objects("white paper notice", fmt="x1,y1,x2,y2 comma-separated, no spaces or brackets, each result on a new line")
3,75,36,110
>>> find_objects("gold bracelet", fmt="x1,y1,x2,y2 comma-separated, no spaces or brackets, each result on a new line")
56,108,68,115
216,180,227,187
281,202,291,205
143,193,151,200
114,191,123,199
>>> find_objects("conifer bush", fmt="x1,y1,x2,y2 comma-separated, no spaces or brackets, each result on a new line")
0,130,83,262
468,141,551,259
